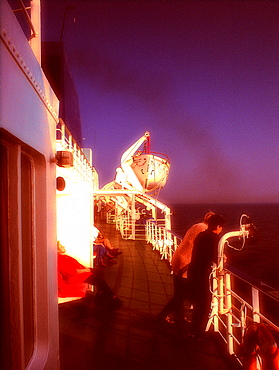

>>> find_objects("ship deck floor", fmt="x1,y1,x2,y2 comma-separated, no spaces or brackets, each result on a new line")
59,220,241,370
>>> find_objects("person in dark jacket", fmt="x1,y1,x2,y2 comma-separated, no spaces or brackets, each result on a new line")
157,211,215,324
187,214,225,339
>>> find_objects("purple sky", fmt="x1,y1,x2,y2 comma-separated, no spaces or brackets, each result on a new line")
42,1,278,204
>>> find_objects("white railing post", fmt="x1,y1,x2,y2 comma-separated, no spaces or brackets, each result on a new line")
225,272,234,355
61,122,66,147
210,266,219,332
146,221,149,243
162,229,167,258
154,224,156,248
153,223,157,250
131,194,135,240
252,287,260,323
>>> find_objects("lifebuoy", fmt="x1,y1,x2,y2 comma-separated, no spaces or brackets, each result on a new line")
257,324,279,370
242,323,279,370
242,323,259,370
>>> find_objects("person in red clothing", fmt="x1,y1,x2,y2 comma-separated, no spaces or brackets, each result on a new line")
57,241,122,307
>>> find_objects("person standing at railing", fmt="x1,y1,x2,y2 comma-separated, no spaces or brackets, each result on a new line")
157,211,215,324
187,214,225,340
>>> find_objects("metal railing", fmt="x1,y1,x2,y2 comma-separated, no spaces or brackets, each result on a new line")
209,265,279,364
56,120,97,184
117,212,147,240
106,211,116,224
102,206,279,367
10,0,36,40
144,219,279,366
146,219,182,261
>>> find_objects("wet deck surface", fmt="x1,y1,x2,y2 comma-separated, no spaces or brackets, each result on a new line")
59,221,241,370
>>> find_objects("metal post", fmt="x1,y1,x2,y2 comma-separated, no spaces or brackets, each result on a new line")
206,264,218,332
131,194,135,240
225,273,234,355
252,287,260,323
212,267,219,331
30,0,40,62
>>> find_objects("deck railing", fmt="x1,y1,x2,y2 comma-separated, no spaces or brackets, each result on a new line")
144,219,279,366
209,265,279,365
56,119,97,185
117,212,147,240
10,0,36,40
146,219,182,261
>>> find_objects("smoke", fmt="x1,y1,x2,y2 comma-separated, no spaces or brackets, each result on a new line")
53,2,276,203
68,46,250,202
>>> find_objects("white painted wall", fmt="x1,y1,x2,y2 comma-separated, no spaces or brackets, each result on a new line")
56,165,94,267
0,1,60,368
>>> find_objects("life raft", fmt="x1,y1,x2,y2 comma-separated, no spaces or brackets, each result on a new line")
241,323,279,370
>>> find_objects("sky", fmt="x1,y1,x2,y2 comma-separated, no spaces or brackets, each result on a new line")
42,1,278,204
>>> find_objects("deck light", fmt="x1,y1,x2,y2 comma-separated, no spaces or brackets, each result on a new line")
56,151,74,168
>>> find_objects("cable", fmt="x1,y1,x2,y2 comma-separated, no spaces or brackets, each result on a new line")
225,237,246,251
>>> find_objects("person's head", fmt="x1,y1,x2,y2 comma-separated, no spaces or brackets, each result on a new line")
203,211,215,224
207,214,225,234
57,241,66,254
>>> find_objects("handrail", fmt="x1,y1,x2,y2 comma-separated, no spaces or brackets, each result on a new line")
146,219,182,262
226,264,279,301
56,120,97,184
145,220,279,365
209,265,279,363
12,0,36,39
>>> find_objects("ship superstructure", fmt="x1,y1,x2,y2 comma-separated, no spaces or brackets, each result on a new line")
0,1,96,368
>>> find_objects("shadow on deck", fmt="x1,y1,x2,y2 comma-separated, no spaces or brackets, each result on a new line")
59,221,241,370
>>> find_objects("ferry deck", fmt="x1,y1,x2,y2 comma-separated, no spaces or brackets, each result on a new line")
59,220,241,370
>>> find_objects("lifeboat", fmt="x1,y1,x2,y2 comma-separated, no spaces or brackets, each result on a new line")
117,131,170,193
131,153,170,192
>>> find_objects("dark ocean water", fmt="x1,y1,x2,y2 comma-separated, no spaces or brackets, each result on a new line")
169,203,279,290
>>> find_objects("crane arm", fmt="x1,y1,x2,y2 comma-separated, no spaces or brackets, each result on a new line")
121,131,150,166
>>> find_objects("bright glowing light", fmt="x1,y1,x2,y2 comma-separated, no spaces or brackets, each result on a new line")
56,166,94,267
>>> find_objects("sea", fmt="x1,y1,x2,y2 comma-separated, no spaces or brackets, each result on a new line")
169,203,279,290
